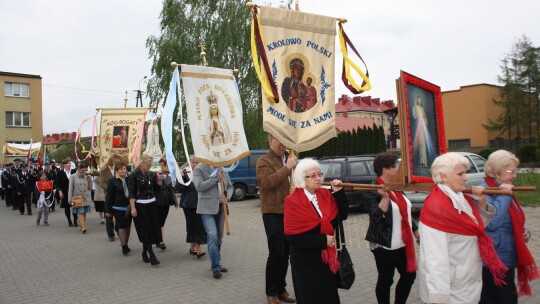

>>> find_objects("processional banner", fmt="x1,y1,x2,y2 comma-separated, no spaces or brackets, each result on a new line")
180,64,250,167
254,6,337,152
99,108,147,165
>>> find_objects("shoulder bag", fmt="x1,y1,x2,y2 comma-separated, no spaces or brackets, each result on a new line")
71,177,87,209
335,215,355,290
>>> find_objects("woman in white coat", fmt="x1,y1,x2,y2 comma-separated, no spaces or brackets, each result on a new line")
418,152,506,303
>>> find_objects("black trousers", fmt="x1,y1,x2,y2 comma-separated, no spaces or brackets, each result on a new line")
105,215,115,238
11,189,19,210
480,267,517,304
4,188,11,206
372,247,416,304
18,193,32,215
262,213,290,296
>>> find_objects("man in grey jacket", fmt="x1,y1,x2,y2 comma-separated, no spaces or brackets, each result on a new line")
194,162,233,279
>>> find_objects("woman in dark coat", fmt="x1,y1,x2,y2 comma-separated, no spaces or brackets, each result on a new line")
55,160,77,227
128,154,162,266
284,159,348,304
154,158,178,250
176,157,207,257
105,161,133,256
364,152,418,304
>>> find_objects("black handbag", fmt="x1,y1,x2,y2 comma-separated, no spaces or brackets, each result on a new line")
335,216,355,290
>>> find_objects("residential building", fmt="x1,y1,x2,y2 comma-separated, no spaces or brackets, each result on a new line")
0,71,43,162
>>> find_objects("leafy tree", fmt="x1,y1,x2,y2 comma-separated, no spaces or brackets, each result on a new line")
146,0,292,155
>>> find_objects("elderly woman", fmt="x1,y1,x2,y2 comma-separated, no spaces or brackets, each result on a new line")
364,152,418,304
177,156,207,258
418,152,506,303
479,150,538,303
128,154,163,266
154,158,178,250
284,158,349,304
105,161,133,256
68,163,93,233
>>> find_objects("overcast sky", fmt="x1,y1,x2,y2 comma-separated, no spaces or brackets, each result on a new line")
1,0,539,137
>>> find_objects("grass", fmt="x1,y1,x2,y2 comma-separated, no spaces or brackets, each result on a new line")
514,173,540,207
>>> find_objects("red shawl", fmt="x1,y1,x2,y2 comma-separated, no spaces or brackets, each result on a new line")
484,177,539,295
420,185,508,285
376,177,417,272
284,188,339,273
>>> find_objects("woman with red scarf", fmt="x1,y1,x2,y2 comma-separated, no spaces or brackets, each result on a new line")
480,150,538,303
284,158,349,304
419,152,505,303
364,152,418,304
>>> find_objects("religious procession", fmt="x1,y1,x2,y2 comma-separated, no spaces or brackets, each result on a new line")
2,1,540,304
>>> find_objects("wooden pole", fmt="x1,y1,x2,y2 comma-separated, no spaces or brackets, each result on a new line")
218,167,231,235
288,149,296,194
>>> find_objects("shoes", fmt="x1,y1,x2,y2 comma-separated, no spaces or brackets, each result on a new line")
28,213,32,215
212,270,222,279
74,223,79,227
81,228,87,234
189,249,197,255
267,296,280,304
108,236,115,242
122,246,130,256
68,223,74,227
36,220,40,226
150,256,160,266
278,292,296,303
142,252,150,263
157,243,166,250
100,219,105,224
44,222,49,226
220,266,228,273
197,251,206,259
20,212,24,215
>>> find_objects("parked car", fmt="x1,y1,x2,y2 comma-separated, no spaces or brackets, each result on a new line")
404,152,488,208
318,155,376,212
228,150,268,201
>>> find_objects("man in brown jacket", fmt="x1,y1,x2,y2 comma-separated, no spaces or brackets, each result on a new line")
256,133,297,304
100,158,116,241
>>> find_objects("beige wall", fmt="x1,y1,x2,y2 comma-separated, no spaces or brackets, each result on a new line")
442,84,502,151
0,72,43,162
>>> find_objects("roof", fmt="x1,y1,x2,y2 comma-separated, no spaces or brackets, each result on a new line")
335,95,396,114
335,116,374,133
0,71,42,79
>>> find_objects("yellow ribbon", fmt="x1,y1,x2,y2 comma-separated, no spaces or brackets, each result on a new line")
250,10,277,103
338,25,372,92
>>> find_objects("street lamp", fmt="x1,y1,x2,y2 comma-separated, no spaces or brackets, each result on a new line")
385,108,398,149
135,76,147,107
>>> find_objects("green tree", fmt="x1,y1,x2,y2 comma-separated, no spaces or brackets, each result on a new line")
146,0,292,153
484,36,540,145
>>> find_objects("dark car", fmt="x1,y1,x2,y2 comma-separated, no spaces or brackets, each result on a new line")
228,150,268,201
318,155,376,211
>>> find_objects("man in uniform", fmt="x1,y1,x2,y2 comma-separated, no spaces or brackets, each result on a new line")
15,164,34,215
2,163,13,207
10,159,22,210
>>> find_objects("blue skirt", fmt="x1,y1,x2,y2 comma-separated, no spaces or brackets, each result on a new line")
72,206,92,214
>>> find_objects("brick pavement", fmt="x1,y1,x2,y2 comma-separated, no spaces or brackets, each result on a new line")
0,198,539,303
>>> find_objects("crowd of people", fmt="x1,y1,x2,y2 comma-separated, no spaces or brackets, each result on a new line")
1,144,538,304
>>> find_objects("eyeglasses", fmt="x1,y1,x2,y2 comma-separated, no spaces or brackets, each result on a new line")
305,172,324,179
506,169,517,175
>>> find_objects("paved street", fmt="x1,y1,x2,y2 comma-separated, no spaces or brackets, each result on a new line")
0,197,539,304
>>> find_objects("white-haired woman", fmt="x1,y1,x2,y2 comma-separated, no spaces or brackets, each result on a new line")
418,152,506,303
284,158,349,304
479,150,538,302
128,154,163,266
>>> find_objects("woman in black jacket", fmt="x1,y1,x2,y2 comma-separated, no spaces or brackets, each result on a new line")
177,157,207,258
154,158,178,250
105,161,132,256
364,152,419,304
55,160,77,227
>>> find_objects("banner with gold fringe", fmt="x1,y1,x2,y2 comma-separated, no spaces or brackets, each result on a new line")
252,5,337,152
98,108,147,165
180,64,250,167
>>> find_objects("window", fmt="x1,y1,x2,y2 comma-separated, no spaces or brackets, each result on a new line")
448,139,471,150
348,161,369,176
469,155,486,173
6,112,31,127
4,82,30,97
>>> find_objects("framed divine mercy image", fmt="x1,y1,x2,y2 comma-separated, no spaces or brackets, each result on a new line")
397,71,447,183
